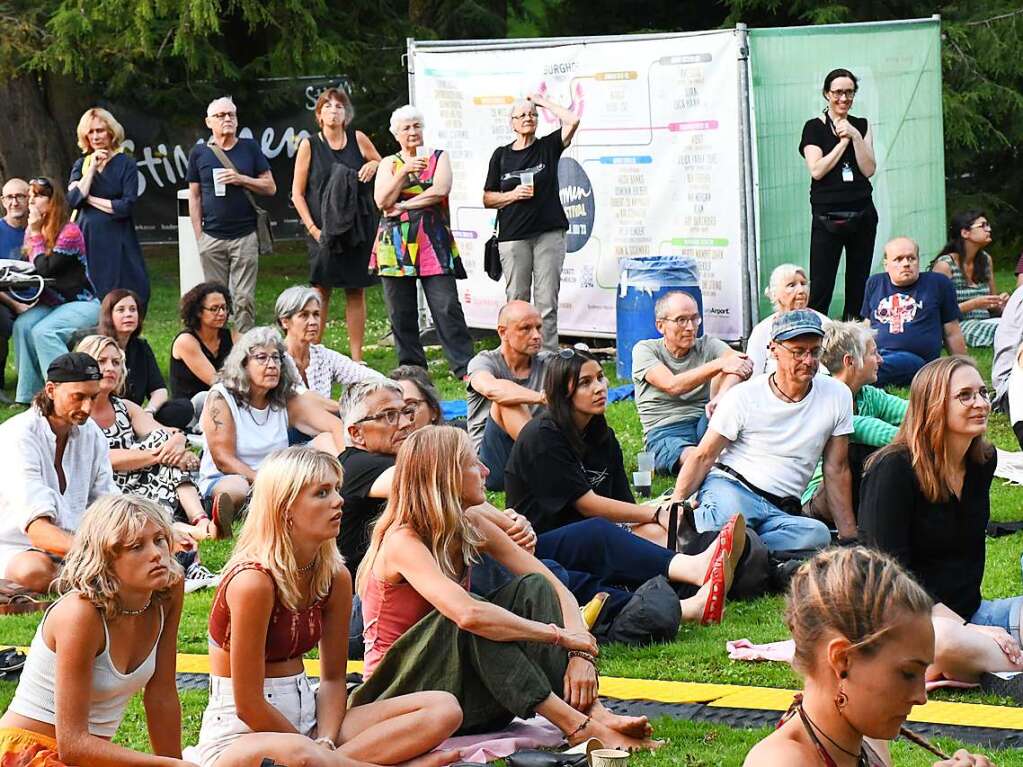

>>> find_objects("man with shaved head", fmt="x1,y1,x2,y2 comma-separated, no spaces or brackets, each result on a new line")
862,236,966,386
467,300,551,489
632,290,752,475
0,178,30,399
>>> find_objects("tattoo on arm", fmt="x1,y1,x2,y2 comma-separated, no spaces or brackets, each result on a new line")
208,394,225,432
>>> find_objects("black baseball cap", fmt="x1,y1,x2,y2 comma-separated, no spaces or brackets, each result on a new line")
46,352,101,383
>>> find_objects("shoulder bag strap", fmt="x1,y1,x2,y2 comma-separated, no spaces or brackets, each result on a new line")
208,142,265,214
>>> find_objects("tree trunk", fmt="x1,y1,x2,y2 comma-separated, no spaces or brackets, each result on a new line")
0,73,89,185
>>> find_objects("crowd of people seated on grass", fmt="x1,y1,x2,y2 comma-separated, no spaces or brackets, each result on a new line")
3,89,1023,767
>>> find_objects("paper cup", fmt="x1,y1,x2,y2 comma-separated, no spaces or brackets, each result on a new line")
589,749,629,767
633,471,651,488
212,168,228,197
637,451,655,473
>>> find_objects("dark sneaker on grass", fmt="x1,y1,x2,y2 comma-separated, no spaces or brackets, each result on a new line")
211,492,235,539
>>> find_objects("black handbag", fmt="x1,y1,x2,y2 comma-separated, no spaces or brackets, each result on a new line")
816,209,869,235
484,229,502,281
506,750,588,767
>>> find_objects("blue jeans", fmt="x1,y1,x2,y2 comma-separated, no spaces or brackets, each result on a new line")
971,597,1023,642
14,299,100,403
646,416,709,475
875,350,927,388
695,469,831,552
479,416,515,491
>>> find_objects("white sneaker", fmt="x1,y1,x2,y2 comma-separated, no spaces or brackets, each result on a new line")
184,562,221,594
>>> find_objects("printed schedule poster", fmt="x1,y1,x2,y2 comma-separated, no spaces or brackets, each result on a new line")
410,31,746,339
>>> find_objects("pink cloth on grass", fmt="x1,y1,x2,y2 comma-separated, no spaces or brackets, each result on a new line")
437,716,564,763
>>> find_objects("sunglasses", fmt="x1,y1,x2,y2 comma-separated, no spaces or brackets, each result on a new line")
29,177,54,196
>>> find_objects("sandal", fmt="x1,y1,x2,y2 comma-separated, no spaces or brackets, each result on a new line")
700,554,727,625
211,493,235,540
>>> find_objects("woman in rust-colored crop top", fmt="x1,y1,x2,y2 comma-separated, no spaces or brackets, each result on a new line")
350,426,661,752
192,446,462,767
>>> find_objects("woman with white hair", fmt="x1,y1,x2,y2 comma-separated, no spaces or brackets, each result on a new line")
371,105,474,378
276,285,383,416
0,495,188,767
198,327,349,510
193,446,462,767
483,92,580,351
745,263,830,376
67,107,149,303
801,321,905,522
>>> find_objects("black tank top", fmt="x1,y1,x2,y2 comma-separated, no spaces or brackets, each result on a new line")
304,126,369,228
168,328,233,400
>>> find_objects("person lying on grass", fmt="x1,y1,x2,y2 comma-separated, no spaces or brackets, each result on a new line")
350,425,661,752
0,494,191,767
193,445,462,767
744,546,994,767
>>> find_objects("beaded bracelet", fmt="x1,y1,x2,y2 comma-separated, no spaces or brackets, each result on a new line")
567,650,597,665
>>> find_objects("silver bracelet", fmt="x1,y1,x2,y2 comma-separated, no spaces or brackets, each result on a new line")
314,736,336,750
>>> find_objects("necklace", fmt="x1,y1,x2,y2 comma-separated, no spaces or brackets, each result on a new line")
120,596,152,616
799,703,865,765
769,373,810,404
297,556,318,573
248,401,272,426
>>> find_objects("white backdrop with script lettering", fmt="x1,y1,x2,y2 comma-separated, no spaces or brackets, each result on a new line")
409,30,748,339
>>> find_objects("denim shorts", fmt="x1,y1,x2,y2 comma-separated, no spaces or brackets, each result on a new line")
192,672,317,767
971,596,1023,642
645,416,708,475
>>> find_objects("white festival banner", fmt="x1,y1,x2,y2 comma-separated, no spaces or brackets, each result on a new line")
411,31,746,339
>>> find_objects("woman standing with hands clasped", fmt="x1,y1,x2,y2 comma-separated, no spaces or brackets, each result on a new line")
799,69,877,321
484,92,580,352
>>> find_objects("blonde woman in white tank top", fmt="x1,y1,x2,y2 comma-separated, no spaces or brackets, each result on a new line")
0,494,190,767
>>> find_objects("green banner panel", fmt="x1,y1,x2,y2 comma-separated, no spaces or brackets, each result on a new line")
748,19,945,320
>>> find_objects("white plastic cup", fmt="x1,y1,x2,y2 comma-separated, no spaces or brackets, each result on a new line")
212,168,228,197
415,145,430,158
637,451,655,473
520,171,535,188
590,749,629,767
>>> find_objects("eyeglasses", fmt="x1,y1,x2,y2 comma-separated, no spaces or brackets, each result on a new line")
355,406,417,426
512,112,538,120
660,314,703,328
828,89,856,100
970,222,992,231
954,387,990,407
1,194,27,203
776,342,824,361
209,111,237,121
249,352,282,367
202,304,229,314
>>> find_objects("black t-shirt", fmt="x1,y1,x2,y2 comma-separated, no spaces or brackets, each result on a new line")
185,139,271,239
123,336,165,406
505,414,634,535
859,447,996,619
798,115,873,206
337,447,395,577
484,131,569,242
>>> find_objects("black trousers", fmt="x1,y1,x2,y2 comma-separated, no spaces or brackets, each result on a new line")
381,275,474,378
808,201,878,320
0,302,13,388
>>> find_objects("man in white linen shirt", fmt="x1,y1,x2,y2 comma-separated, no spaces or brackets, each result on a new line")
671,310,855,552
0,352,117,591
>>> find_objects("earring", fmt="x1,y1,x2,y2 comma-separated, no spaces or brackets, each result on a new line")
835,682,849,710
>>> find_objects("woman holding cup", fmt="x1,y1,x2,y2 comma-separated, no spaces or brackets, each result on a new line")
484,92,581,351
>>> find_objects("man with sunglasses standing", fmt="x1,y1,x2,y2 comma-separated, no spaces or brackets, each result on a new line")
186,96,276,332
0,178,30,400
633,291,752,476
671,310,856,553
483,92,580,351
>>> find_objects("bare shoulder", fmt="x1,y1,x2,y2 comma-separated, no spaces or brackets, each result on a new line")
172,332,200,357
223,567,275,605
743,731,816,766
43,594,104,650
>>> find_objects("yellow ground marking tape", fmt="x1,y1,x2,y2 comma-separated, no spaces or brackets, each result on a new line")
9,649,1023,731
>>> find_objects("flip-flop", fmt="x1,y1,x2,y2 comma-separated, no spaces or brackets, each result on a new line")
700,555,727,625
212,493,236,539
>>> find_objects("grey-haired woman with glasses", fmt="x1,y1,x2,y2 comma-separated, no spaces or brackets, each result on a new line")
197,327,349,511
483,92,580,351
799,68,877,321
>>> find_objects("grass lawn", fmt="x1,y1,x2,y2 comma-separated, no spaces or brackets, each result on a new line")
1,243,1022,765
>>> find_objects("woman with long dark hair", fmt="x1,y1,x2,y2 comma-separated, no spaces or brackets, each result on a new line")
799,68,877,320
12,177,100,404
930,210,1007,347
860,356,1023,689
505,349,746,625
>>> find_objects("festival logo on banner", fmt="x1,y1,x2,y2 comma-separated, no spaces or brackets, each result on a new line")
557,157,594,253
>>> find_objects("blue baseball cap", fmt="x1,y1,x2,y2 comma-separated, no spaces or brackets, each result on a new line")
771,309,824,342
